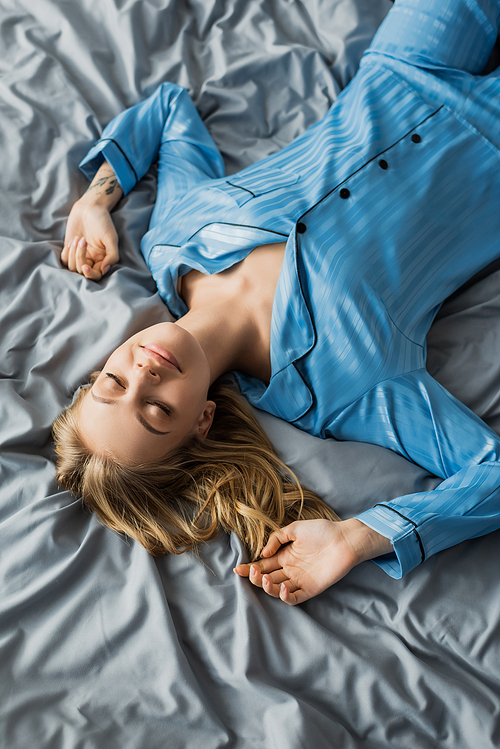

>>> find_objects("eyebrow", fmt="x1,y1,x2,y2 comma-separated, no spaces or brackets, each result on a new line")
90,391,171,436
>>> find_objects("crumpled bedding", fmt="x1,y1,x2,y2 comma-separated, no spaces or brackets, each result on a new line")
0,1,499,747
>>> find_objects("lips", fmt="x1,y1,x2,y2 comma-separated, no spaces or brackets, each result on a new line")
141,344,181,372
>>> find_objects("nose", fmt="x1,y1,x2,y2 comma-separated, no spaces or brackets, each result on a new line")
135,360,160,379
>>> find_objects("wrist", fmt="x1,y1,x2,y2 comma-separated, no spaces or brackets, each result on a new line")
81,161,123,210
341,518,393,565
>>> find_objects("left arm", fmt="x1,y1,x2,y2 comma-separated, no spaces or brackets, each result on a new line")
236,370,500,600
365,0,500,76
342,370,500,578
234,518,393,605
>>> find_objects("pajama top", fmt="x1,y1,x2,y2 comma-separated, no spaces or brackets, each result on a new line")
80,0,500,577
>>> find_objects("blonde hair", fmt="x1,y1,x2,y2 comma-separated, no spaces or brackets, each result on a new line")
53,375,339,559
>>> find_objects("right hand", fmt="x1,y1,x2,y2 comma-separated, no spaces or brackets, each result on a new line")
61,200,119,281
61,160,123,281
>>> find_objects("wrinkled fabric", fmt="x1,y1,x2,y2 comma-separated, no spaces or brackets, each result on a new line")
1,0,500,747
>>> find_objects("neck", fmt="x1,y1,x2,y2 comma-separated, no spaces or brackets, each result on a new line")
173,241,286,385
175,300,268,384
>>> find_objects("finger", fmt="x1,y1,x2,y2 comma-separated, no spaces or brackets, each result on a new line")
234,556,287,580
67,237,79,273
263,568,289,586
233,564,251,577
279,582,309,606
75,237,89,274
62,229,77,264
99,256,113,277
61,241,69,265
99,244,119,277
262,574,300,599
248,563,287,589
250,555,285,575
81,264,103,282
249,564,264,588
260,524,297,557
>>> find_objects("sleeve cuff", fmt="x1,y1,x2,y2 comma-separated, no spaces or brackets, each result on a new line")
79,139,138,196
355,505,425,578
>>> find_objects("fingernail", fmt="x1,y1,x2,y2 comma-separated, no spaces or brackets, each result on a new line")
102,265,110,275
78,237,86,247
250,565,256,576
280,583,286,594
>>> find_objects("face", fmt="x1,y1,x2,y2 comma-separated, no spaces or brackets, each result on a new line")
78,322,215,464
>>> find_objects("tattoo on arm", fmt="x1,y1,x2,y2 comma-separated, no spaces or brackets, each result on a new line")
89,177,107,191
82,162,123,209
88,173,118,197
105,179,118,195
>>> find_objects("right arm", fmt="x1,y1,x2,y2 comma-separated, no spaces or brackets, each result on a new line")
62,82,225,279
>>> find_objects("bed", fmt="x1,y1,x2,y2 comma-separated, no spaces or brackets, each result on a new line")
1,0,499,746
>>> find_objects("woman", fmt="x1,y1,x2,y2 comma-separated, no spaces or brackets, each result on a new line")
55,0,500,605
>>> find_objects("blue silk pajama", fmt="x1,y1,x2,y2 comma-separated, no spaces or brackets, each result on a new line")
81,0,500,577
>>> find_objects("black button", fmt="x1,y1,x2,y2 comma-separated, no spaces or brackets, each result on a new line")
297,222,306,233
379,159,388,170
339,188,350,199
411,133,421,143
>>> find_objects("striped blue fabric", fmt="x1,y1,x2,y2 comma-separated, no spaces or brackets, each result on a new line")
80,0,500,578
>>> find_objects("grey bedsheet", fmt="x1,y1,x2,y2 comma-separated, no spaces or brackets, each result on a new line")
1,1,499,747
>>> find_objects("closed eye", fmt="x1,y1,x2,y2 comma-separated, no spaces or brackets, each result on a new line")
105,373,172,417
106,372,125,388
148,401,172,417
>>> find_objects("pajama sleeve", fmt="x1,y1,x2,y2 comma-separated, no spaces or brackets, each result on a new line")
79,82,225,196
366,0,500,75
332,369,500,578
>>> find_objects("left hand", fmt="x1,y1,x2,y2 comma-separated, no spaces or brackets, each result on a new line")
234,518,393,605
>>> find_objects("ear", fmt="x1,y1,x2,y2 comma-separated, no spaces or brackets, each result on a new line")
193,400,216,440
